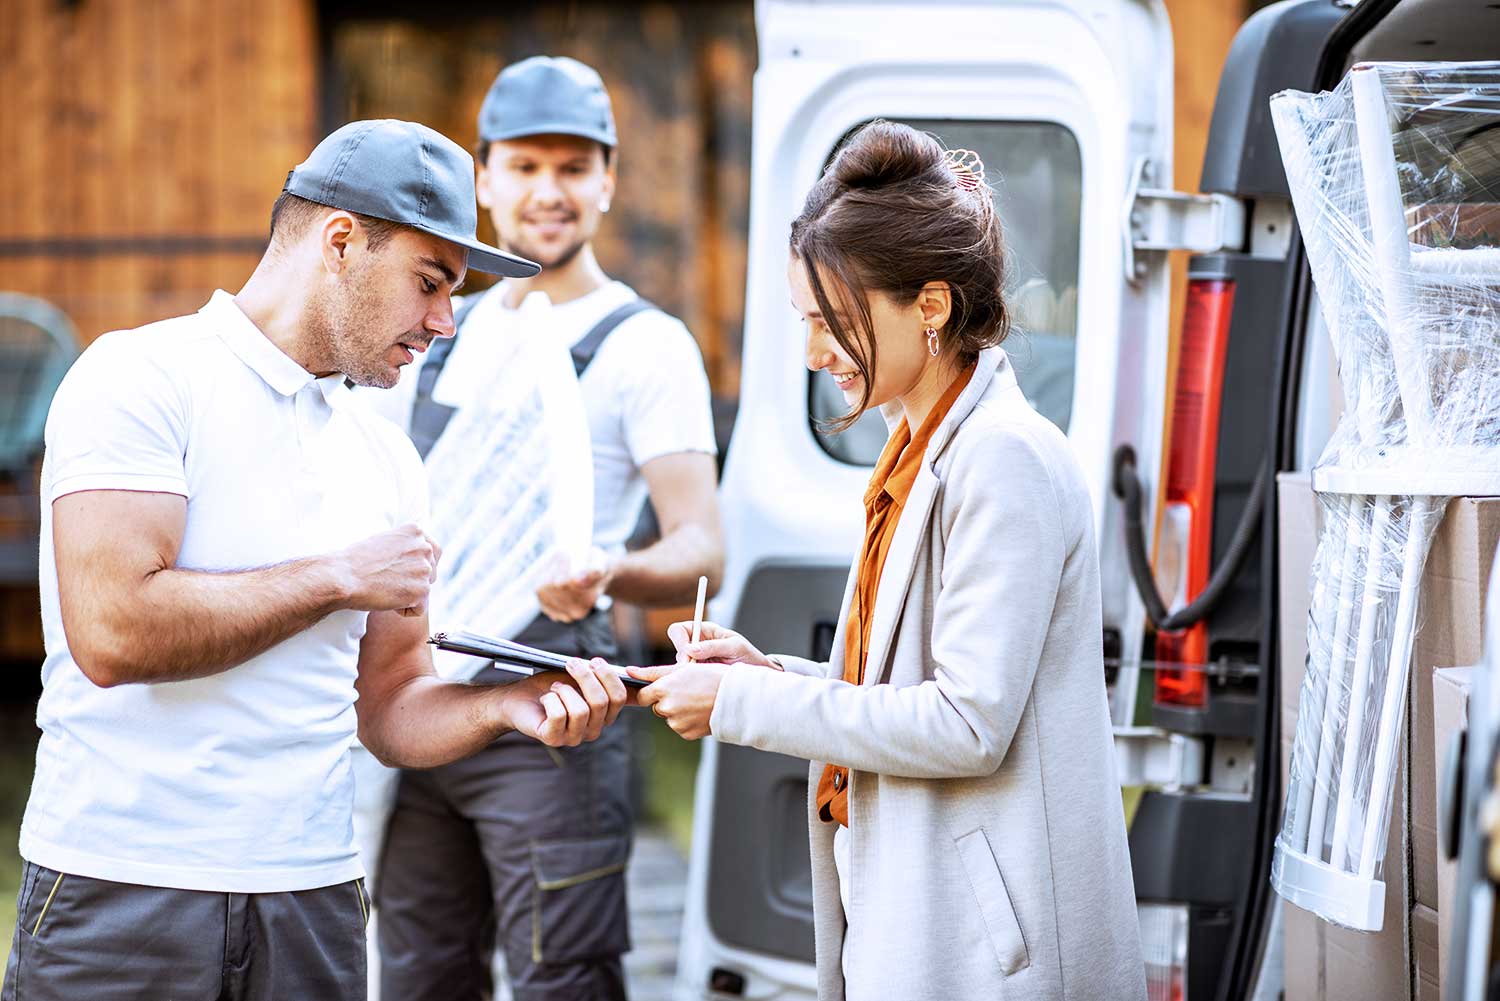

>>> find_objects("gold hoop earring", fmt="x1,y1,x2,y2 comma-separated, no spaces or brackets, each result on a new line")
925,326,939,357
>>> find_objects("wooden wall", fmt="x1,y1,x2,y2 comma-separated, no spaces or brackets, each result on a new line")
0,0,318,343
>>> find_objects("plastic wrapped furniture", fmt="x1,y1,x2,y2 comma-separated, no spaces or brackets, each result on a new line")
1270,61,1500,930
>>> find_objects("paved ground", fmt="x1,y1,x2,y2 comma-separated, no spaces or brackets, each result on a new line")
624,827,690,1001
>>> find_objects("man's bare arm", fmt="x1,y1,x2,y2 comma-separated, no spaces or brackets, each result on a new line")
354,607,630,769
54,490,436,688
607,451,724,604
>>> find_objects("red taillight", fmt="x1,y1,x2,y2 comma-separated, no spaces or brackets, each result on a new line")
1154,277,1235,709
1139,903,1190,1001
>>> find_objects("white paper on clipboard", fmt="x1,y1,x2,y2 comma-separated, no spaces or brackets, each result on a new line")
423,291,596,679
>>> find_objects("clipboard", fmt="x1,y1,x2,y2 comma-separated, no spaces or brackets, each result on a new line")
429,629,649,689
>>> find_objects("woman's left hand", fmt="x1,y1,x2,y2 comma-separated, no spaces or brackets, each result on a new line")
628,662,729,740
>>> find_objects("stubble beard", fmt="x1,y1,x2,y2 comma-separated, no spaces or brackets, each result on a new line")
504,229,589,273
318,267,403,389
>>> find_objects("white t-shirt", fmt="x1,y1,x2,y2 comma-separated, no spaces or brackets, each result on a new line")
20,290,427,893
375,279,717,577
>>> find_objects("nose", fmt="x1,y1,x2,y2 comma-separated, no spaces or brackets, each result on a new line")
428,294,457,340
529,168,566,206
805,326,835,373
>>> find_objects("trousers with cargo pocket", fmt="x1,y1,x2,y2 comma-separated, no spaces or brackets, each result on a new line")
1,862,369,1000
375,608,634,1001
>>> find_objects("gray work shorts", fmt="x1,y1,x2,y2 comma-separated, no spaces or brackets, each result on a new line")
2,861,368,1001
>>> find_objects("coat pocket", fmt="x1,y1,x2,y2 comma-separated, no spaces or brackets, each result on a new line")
955,828,1030,976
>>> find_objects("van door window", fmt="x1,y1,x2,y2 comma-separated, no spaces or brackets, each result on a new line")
809,118,1084,465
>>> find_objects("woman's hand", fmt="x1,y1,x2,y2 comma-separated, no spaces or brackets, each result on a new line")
665,619,780,669
628,662,730,740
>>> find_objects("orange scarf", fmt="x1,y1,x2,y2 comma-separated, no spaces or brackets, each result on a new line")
815,365,974,827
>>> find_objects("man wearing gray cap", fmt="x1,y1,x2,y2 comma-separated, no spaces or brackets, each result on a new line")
1,119,631,1001
371,57,722,1001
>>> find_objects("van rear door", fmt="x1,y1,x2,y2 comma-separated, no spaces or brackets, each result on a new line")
675,2,1174,997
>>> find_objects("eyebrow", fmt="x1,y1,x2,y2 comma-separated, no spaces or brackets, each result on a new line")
419,255,461,288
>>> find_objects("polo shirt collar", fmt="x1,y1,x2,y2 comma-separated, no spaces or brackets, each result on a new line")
203,290,319,397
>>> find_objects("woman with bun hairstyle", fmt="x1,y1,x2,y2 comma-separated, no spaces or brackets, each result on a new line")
632,121,1145,1000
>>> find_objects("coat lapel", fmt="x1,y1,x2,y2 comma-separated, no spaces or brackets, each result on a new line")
860,466,939,686
858,347,1012,687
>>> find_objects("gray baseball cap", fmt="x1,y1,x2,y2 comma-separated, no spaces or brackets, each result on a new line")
284,119,540,278
478,56,617,149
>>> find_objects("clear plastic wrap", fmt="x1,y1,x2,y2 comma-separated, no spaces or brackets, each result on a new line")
1270,62,1500,930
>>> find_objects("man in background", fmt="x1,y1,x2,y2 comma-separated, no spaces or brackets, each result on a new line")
371,58,723,1001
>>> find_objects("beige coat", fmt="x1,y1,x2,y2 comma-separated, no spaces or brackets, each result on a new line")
711,348,1145,1000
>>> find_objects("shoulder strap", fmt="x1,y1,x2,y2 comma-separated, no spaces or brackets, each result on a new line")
409,288,490,460
571,298,658,377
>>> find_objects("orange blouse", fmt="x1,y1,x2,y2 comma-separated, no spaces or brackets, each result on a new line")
815,365,974,827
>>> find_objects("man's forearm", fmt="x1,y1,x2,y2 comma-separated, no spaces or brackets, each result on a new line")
607,522,724,606
77,557,349,686
358,675,513,769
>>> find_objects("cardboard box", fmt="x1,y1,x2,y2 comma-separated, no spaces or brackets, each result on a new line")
1433,666,1473,997
1413,903,1441,1001
1411,500,1500,915
1277,480,1500,1000
1279,473,1411,1001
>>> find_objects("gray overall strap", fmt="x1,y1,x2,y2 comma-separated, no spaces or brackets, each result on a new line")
569,298,657,376
410,292,658,460
407,289,488,460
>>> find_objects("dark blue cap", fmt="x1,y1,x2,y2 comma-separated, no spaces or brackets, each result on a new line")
478,56,617,149
284,119,539,278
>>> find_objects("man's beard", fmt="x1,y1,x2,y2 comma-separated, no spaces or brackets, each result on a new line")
315,269,407,389
505,233,588,272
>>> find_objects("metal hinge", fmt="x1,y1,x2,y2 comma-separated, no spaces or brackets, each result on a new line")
1123,157,1247,284
1113,726,1207,791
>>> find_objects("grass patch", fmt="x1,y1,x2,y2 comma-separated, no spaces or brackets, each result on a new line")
635,715,701,856
0,709,38,975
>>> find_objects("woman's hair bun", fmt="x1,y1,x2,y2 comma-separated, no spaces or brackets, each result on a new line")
829,120,944,190
790,120,1011,433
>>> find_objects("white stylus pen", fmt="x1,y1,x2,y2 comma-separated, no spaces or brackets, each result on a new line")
690,575,708,651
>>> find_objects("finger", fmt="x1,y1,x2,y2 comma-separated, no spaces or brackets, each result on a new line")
627,664,676,684
633,679,663,708
542,598,583,624
666,621,693,654
536,594,569,623
425,534,443,577
563,658,610,741
682,638,744,663
398,602,424,618
630,678,666,708
550,681,591,745
537,691,567,745
590,659,629,727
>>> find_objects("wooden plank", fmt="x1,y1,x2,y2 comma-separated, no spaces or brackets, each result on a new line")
0,252,263,347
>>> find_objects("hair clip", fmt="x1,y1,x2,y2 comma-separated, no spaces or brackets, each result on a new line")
943,148,986,192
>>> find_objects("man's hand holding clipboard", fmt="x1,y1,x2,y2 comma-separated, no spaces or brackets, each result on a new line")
429,630,648,690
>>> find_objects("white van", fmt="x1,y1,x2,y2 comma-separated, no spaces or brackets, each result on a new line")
674,0,1495,998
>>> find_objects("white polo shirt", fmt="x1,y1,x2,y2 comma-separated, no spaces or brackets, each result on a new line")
19,290,427,893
